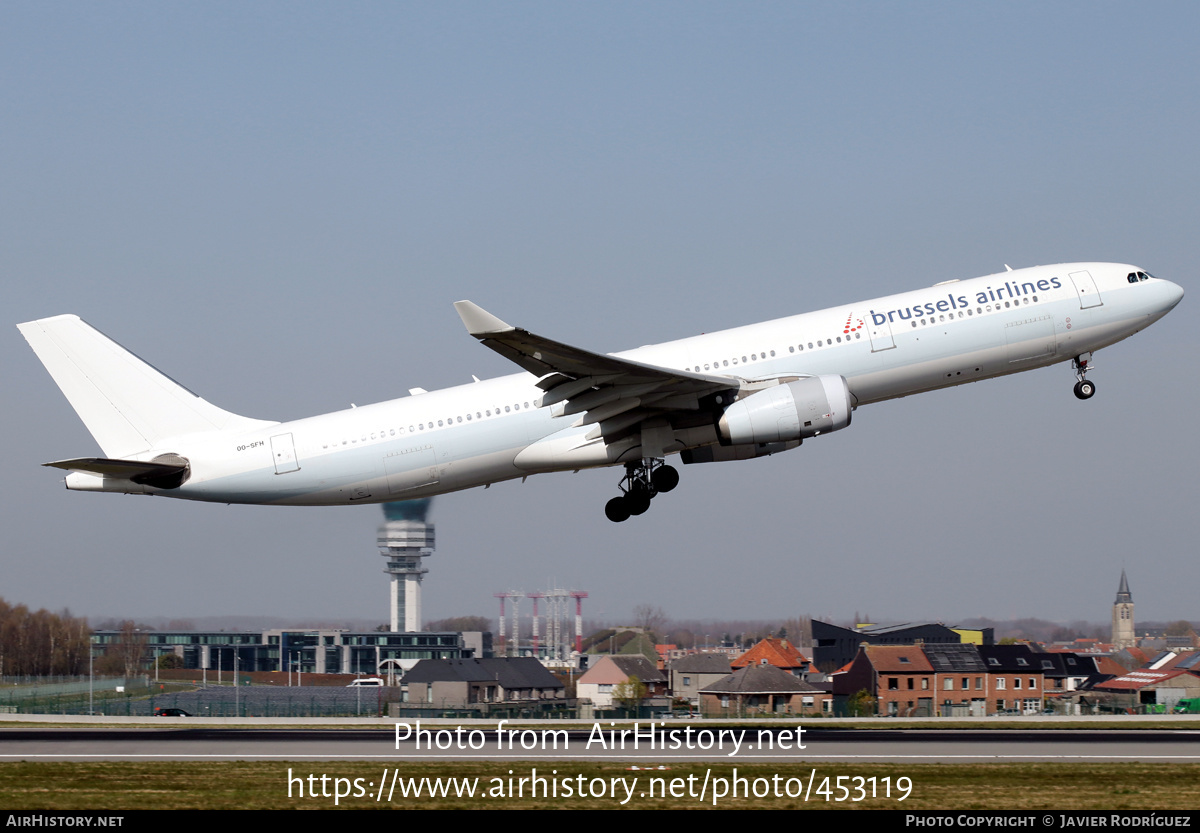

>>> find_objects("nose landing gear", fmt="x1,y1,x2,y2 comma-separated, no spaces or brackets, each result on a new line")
1072,353,1096,400
604,459,679,522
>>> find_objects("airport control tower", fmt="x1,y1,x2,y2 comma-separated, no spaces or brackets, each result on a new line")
378,498,434,632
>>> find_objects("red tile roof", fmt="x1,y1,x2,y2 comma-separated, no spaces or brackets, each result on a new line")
732,638,810,670
860,644,934,673
1093,669,1196,691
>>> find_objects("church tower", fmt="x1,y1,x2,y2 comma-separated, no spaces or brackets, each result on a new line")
1112,570,1135,650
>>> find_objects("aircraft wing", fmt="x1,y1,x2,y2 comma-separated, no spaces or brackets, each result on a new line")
454,301,737,444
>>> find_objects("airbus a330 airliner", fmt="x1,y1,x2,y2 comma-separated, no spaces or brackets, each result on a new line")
18,262,1183,521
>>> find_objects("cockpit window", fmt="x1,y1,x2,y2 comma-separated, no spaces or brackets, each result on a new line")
1128,271,1153,283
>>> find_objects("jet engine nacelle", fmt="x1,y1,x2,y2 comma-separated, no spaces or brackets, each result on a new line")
717,375,852,445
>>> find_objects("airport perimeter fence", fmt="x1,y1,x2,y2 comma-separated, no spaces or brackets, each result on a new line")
0,676,141,714
0,677,578,719
109,686,395,718
0,675,106,690
0,679,393,718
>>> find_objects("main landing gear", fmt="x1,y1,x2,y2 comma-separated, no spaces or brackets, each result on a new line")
1072,352,1096,400
604,459,679,522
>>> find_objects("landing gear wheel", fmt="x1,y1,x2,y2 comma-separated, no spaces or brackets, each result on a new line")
605,496,631,523
606,458,678,520
651,465,679,493
625,488,652,516
1071,353,1095,401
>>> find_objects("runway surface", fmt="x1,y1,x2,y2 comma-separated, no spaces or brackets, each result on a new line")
2,726,1198,762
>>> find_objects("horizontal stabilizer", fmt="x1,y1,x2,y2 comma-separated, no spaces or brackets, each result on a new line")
45,456,190,489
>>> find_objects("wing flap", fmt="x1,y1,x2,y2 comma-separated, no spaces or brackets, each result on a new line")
539,375,620,406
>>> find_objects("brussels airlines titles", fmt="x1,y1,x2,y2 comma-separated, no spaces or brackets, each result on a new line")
870,277,1063,326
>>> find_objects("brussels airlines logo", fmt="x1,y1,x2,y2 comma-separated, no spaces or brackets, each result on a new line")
869,278,1062,327
843,315,864,335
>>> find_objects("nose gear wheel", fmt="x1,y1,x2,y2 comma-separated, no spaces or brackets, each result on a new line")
1072,353,1096,400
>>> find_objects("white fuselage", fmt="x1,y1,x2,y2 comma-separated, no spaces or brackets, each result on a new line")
68,262,1184,505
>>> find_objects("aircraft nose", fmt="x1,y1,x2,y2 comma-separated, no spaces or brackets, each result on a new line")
1162,279,1185,311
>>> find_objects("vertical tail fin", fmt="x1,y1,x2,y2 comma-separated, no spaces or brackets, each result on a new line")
17,315,275,458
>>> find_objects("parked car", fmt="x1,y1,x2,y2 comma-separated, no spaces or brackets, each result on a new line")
155,707,191,717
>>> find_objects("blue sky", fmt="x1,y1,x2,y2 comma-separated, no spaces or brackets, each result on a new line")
3,3,1196,627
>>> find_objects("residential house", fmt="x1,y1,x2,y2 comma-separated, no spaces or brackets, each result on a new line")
835,644,936,717
668,653,732,708
701,664,831,716
925,643,991,716
577,655,667,708
977,644,1046,714
403,658,564,706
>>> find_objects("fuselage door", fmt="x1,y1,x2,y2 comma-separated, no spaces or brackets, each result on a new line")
863,312,896,352
270,433,300,474
1068,270,1104,309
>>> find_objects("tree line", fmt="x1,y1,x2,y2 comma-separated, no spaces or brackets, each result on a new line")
0,598,91,677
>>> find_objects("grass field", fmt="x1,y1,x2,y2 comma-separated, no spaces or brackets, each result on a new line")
2,760,1198,810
